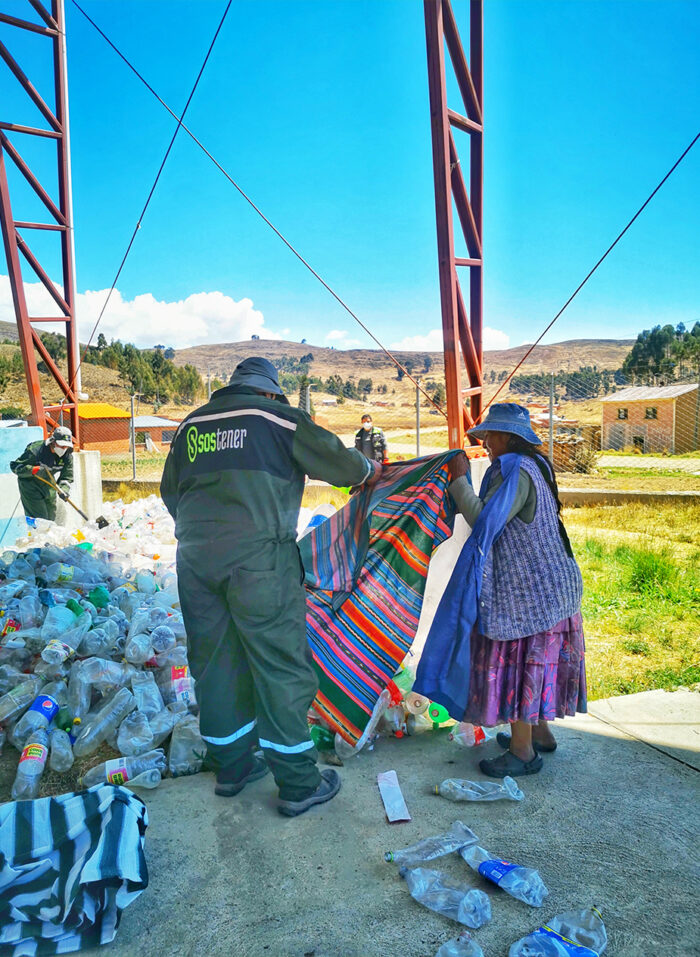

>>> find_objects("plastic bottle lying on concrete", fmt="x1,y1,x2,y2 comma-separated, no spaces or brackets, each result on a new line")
127,768,162,789
448,722,495,747
12,728,49,800
435,932,485,957
400,866,491,929
168,713,205,777
385,820,478,865
435,776,524,802
460,843,548,907
509,906,607,956
80,748,167,788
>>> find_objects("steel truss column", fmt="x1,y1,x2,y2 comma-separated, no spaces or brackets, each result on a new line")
424,0,483,448
0,0,80,442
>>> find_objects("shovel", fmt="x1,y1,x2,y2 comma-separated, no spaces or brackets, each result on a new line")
32,470,110,529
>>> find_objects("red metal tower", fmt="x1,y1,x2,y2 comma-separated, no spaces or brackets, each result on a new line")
0,0,80,442
424,0,483,449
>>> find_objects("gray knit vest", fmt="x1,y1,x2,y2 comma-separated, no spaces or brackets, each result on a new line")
478,456,582,640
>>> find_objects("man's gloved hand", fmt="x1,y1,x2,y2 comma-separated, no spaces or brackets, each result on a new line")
31,464,51,479
58,488,69,501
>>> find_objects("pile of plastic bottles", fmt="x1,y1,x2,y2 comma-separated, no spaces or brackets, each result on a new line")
0,499,205,801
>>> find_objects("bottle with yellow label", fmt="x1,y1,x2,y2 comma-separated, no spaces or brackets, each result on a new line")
12,727,49,800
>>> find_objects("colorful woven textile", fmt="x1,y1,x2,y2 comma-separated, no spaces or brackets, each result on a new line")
300,452,460,744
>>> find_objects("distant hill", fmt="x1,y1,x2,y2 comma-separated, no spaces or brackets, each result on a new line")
0,320,19,342
174,337,635,382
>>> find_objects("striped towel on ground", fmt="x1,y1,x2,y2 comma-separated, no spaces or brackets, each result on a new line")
0,785,148,956
300,452,461,744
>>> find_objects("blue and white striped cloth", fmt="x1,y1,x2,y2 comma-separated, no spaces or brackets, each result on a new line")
0,785,148,956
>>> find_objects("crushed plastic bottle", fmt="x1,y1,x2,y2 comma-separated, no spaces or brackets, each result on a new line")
43,562,102,586
80,748,167,788
156,647,197,710
124,632,154,665
168,713,205,776
127,768,162,789
73,687,136,758
131,670,165,718
435,776,524,802
334,688,392,760
49,727,74,772
460,843,548,907
0,676,43,725
448,723,495,748
400,866,491,928
117,710,154,756
385,821,478,865
435,932,485,957
509,907,607,956
12,728,49,800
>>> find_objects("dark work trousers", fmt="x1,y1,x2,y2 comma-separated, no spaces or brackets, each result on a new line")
176,534,321,802
18,479,57,521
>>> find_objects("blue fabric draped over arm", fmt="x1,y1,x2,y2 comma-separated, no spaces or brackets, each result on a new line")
413,453,523,719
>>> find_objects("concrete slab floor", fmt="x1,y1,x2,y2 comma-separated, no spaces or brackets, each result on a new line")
81,692,699,957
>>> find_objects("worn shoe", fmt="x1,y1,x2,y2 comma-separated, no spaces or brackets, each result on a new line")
215,755,270,797
496,731,557,754
479,750,543,778
277,769,341,817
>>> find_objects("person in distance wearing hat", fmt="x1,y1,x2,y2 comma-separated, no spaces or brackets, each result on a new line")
10,426,74,522
447,403,587,778
161,356,380,816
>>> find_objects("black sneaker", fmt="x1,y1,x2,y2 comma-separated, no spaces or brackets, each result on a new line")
215,755,270,797
277,769,341,817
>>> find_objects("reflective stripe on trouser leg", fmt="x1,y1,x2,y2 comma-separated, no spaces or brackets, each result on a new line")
226,542,322,801
177,546,258,773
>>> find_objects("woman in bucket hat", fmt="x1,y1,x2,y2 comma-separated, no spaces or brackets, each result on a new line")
447,403,586,777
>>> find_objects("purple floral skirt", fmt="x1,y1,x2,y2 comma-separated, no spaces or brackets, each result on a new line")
464,612,587,727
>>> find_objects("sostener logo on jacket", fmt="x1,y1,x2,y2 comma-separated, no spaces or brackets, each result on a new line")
186,424,249,464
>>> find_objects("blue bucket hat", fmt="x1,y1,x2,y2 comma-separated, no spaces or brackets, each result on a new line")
228,356,284,396
467,402,541,446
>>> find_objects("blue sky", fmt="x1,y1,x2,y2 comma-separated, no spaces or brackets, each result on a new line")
0,0,698,352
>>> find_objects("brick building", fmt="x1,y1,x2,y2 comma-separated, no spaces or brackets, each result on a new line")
133,415,181,449
601,384,699,453
77,403,130,453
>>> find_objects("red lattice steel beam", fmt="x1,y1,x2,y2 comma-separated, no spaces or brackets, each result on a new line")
424,0,483,448
0,0,80,441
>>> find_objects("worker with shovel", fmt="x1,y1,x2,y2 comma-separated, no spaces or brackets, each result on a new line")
161,357,380,817
10,426,74,522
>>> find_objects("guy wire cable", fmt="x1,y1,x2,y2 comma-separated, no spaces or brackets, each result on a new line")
475,131,700,424
69,0,446,416
67,0,234,394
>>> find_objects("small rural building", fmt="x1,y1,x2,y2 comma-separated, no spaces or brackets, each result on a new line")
77,403,130,452
601,384,699,453
133,415,181,450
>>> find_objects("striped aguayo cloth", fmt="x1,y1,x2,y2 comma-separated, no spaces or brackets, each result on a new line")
0,785,148,956
300,452,461,745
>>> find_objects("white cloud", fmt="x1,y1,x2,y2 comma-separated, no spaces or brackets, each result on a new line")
324,329,361,348
391,326,510,352
0,274,278,349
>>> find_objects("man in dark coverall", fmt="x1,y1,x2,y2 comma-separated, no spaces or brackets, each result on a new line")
355,414,388,464
10,426,74,521
161,357,378,816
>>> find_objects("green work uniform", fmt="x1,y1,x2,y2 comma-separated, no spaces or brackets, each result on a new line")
10,439,74,522
160,385,374,801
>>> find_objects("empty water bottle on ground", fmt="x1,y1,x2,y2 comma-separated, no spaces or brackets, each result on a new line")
127,768,162,789
131,670,165,718
10,680,67,748
73,687,136,757
43,562,101,586
448,723,495,747
117,710,154,756
168,713,205,776
385,821,478,865
509,906,607,956
0,676,43,724
435,932,485,957
400,867,491,929
435,776,524,802
80,748,167,788
49,728,74,772
80,656,135,692
11,727,49,800
460,843,548,907
124,632,154,666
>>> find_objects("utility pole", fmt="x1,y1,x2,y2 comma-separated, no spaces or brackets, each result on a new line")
207,368,212,399
416,379,421,457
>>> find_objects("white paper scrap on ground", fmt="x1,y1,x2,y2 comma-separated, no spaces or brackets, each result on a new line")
377,769,411,822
